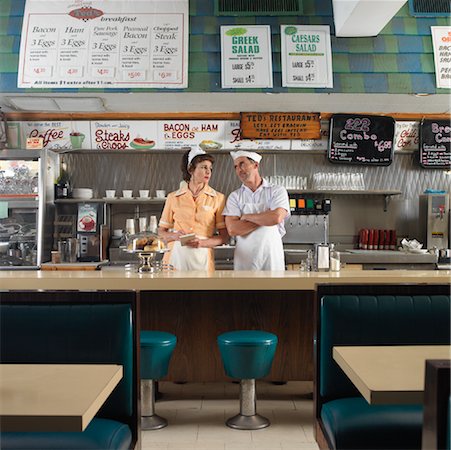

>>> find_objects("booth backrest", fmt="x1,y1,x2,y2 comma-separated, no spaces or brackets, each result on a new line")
317,285,451,403
0,302,134,420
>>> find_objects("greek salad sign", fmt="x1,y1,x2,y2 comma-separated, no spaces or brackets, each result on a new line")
18,0,188,89
431,26,451,89
221,25,273,89
280,25,333,88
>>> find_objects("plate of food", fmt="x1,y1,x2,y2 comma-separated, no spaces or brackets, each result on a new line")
123,234,166,253
129,137,156,150
199,140,223,151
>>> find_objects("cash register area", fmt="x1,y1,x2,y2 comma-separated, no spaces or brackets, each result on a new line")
142,381,319,450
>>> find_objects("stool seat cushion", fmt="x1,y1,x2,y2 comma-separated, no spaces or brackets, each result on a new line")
140,331,177,347
140,331,177,380
1,418,132,450
321,397,422,450
217,330,278,379
218,330,278,346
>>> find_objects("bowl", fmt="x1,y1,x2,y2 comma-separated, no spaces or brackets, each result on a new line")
72,188,93,199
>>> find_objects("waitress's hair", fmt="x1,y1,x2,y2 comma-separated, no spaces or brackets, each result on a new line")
181,149,215,182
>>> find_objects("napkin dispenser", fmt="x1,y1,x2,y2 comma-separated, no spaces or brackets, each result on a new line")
314,243,330,271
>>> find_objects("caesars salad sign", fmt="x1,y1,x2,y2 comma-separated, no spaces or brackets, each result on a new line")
18,0,188,89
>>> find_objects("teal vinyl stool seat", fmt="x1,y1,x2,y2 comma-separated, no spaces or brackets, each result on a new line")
140,331,177,430
217,330,278,430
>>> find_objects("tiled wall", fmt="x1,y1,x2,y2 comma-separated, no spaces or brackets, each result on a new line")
1,0,450,94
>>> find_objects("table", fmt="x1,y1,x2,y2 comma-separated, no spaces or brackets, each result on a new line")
0,364,123,432
333,345,451,405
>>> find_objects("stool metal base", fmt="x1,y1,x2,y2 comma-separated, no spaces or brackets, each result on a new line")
142,414,168,430
226,413,270,430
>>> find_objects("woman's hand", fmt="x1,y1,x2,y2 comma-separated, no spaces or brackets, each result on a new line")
158,227,185,243
184,237,203,248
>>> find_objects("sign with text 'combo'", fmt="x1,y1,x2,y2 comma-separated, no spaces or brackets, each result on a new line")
431,26,451,89
221,25,273,89
18,0,188,89
281,25,333,88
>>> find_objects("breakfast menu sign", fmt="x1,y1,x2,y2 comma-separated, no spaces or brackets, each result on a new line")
18,0,188,89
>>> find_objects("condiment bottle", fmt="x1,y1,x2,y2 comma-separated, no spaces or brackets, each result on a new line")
330,244,341,272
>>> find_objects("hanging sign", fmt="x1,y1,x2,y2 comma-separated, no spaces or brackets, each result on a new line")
328,114,395,166
393,121,420,152
420,119,451,169
221,25,273,89
431,26,451,89
240,112,320,140
281,25,333,88
18,0,188,89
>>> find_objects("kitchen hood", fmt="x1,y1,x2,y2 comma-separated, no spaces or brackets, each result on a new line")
332,0,408,37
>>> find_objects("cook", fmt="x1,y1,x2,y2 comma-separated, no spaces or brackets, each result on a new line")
223,151,290,270
158,148,228,270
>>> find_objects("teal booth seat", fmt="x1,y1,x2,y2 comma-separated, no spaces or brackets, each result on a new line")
217,330,278,430
0,293,139,450
140,331,177,379
140,330,177,430
315,284,450,450
217,330,278,379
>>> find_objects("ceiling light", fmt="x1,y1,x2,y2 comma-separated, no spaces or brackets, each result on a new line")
6,96,106,112
54,97,106,112
7,97,60,111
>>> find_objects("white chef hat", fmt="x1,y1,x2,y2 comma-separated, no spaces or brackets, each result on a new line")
187,148,206,168
230,150,262,163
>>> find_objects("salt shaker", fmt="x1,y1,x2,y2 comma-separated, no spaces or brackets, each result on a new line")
330,244,341,272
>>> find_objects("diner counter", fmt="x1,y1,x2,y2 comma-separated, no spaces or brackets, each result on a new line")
0,269,449,291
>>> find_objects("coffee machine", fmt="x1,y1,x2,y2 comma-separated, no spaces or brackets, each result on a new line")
419,193,450,250
76,203,107,262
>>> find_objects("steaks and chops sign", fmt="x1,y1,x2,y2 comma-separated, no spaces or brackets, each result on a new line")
18,0,189,89
328,114,395,166
420,119,451,169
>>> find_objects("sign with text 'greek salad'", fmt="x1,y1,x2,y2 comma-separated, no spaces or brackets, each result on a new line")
281,25,333,88
328,114,395,166
240,113,321,140
420,119,451,169
221,25,273,89
431,26,451,89
18,0,188,89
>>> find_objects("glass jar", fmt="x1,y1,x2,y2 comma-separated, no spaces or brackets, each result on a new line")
330,244,341,272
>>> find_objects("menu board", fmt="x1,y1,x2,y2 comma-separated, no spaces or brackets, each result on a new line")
240,112,320,140
328,114,395,166
420,119,451,169
18,0,188,89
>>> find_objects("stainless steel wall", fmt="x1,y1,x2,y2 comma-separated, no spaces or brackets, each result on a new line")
65,152,450,246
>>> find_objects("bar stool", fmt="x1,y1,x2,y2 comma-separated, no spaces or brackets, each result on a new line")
140,331,177,430
217,330,278,430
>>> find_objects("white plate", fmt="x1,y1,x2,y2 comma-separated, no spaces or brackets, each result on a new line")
405,248,429,254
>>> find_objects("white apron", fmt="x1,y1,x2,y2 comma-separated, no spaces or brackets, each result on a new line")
169,240,209,271
234,203,285,271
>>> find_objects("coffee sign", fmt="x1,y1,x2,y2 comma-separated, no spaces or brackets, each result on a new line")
420,119,451,169
328,114,395,166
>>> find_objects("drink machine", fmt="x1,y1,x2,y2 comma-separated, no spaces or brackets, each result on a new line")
419,193,450,250
76,203,106,262
283,194,331,244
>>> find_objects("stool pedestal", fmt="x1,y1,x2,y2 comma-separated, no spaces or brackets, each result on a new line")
141,379,168,430
226,379,270,430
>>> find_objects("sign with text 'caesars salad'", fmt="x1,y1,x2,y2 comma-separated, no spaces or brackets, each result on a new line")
281,25,333,88
18,0,188,89
221,25,273,89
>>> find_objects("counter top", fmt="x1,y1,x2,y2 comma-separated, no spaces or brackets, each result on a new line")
0,269,449,291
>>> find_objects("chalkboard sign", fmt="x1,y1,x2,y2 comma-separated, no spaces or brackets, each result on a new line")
420,119,451,169
328,114,395,166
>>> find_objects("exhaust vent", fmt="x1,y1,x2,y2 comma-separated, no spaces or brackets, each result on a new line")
408,0,450,16
216,0,302,16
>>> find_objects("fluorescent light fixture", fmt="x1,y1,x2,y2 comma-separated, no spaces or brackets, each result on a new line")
6,96,106,112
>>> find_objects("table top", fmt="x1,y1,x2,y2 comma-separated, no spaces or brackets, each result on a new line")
333,345,451,405
0,269,449,291
0,364,123,432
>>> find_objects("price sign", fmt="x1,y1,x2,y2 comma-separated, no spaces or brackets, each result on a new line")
420,119,451,169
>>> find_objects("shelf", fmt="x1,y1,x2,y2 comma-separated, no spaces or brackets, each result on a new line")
286,189,402,196
55,197,166,204
0,150,42,160
0,195,39,209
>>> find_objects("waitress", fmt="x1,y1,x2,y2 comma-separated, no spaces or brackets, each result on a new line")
223,151,290,270
158,148,228,271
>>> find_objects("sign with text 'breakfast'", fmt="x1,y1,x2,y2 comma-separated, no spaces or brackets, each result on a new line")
420,119,451,169
240,113,321,140
221,25,273,89
18,0,188,89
